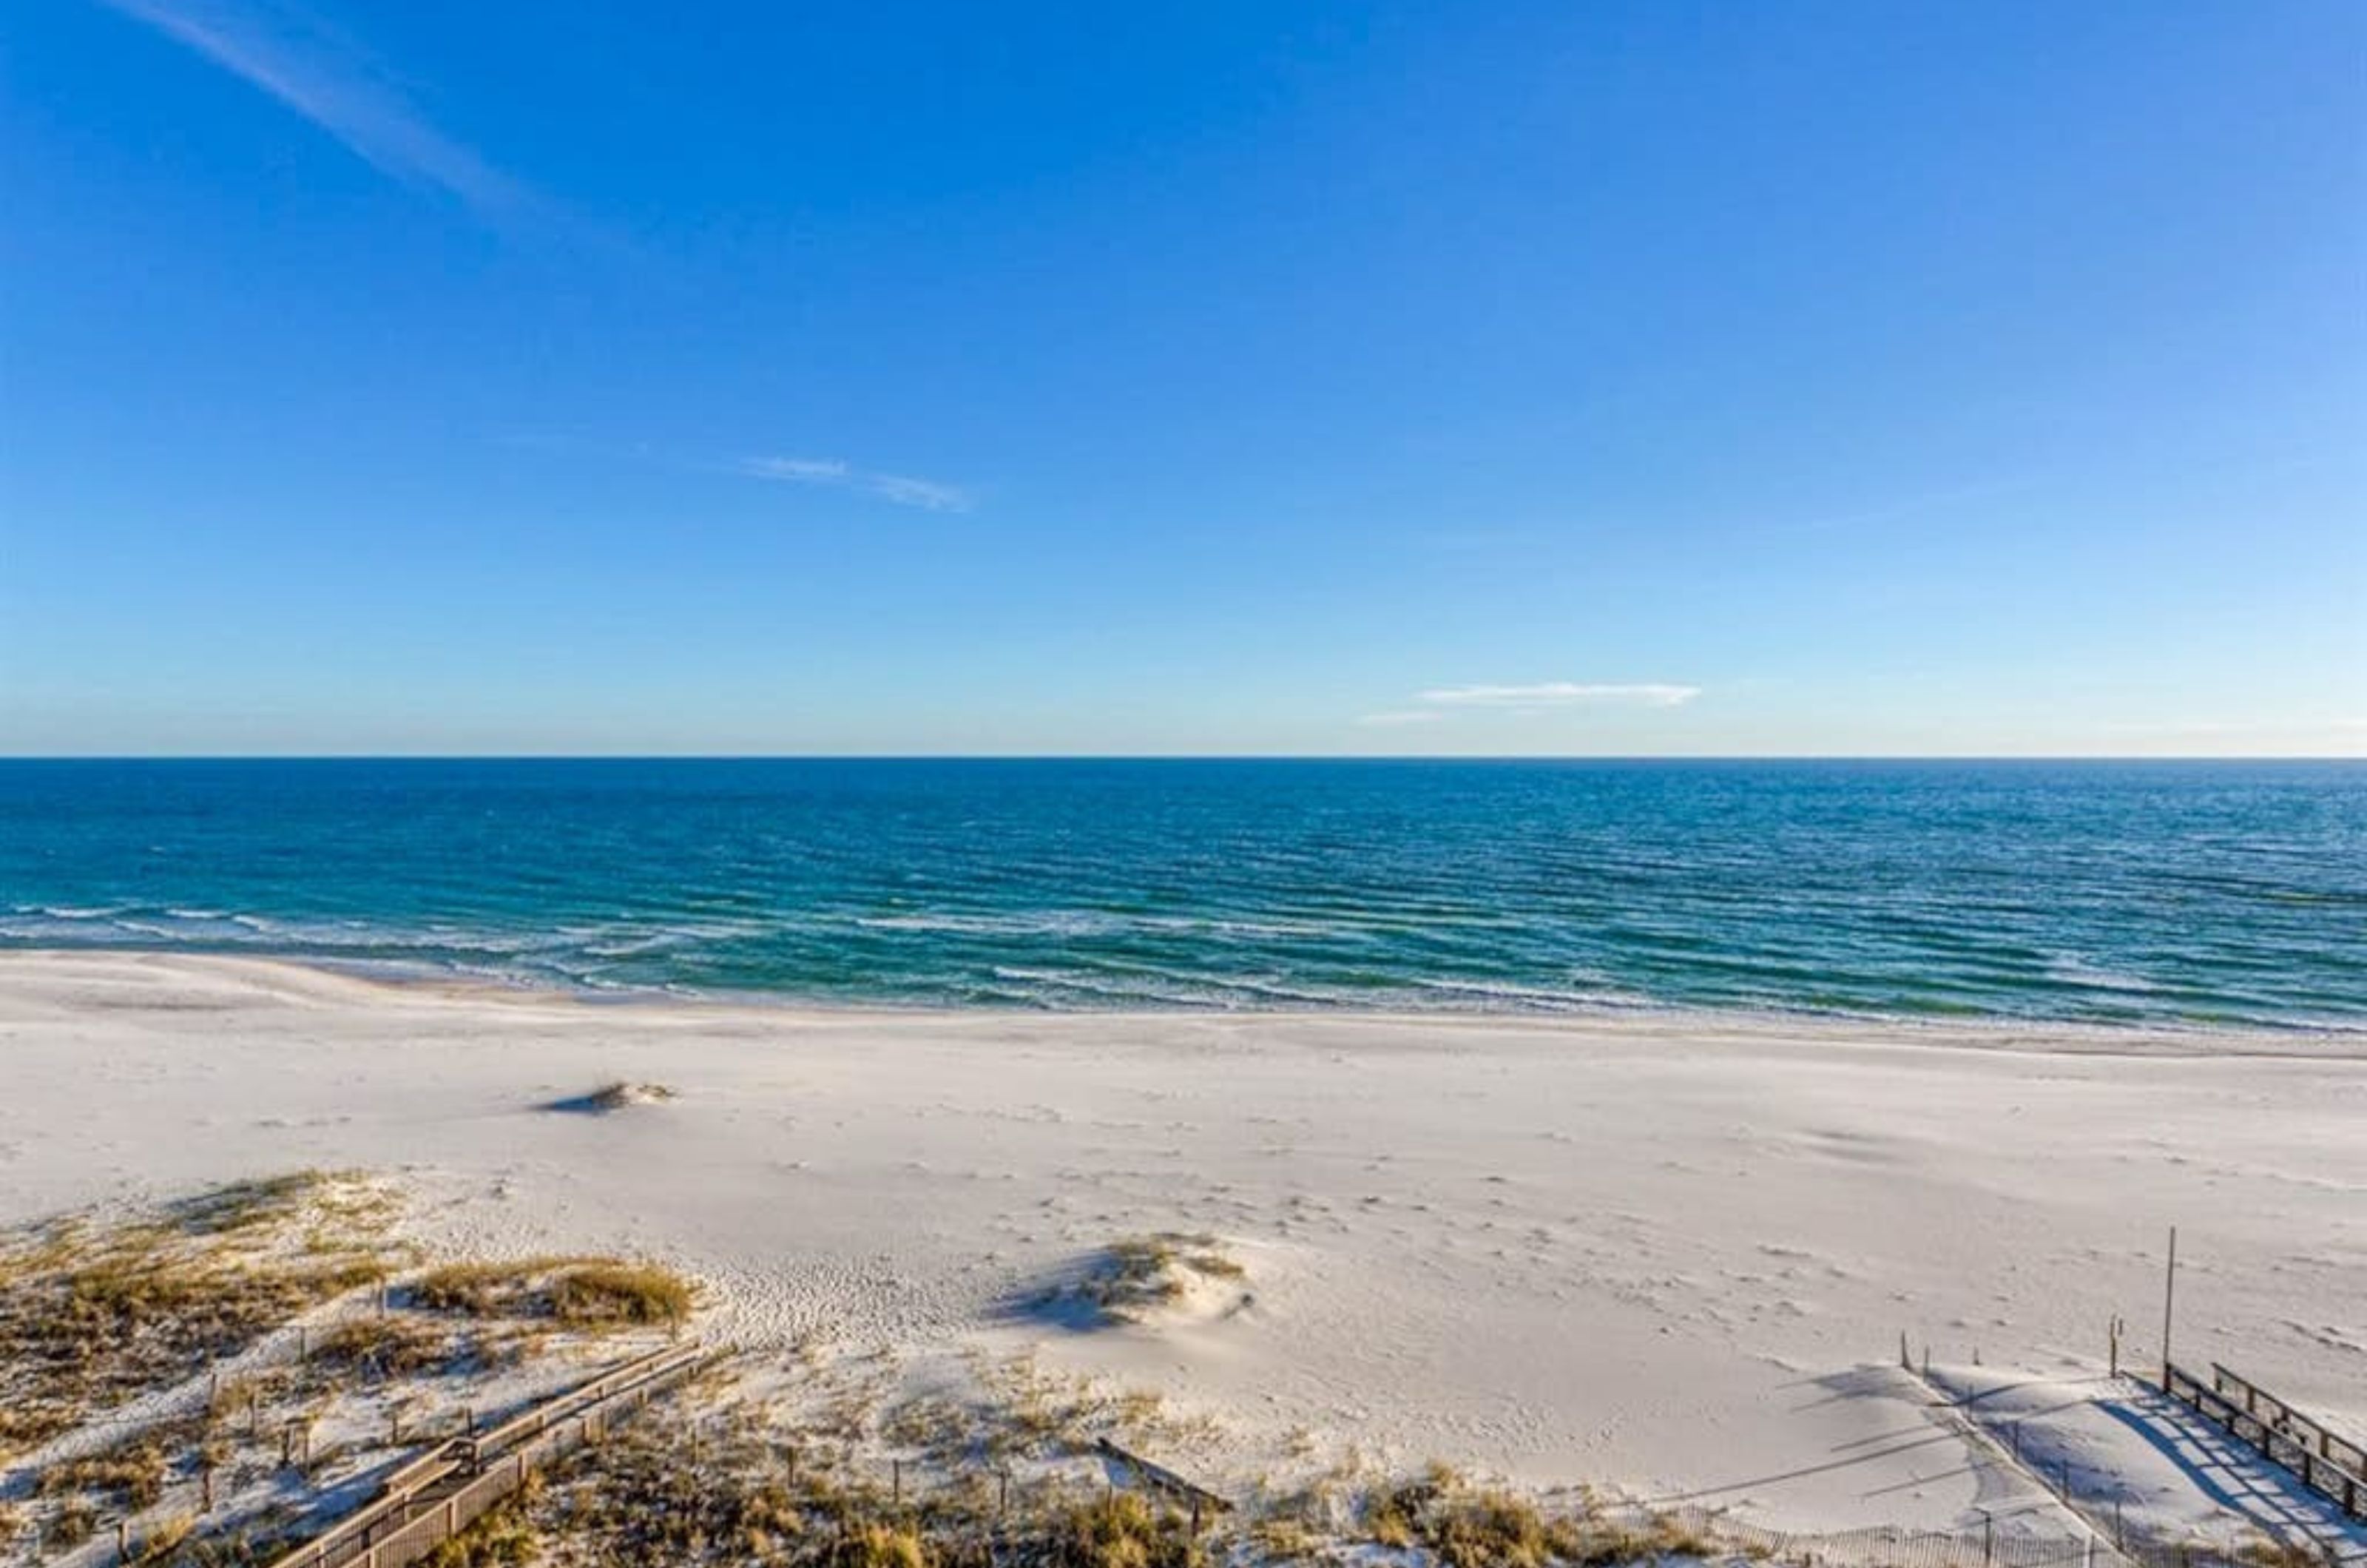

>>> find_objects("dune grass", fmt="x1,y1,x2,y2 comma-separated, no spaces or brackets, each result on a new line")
38,1428,180,1510
485,1388,1223,1568
553,1261,696,1325
311,1313,453,1378
412,1256,695,1328
0,1173,396,1456
1354,1464,1718,1567
1079,1234,1246,1322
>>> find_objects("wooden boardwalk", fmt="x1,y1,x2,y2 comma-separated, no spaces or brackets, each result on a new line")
263,1340,703,1568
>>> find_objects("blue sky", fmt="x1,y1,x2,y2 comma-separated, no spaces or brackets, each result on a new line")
2,0,2361,755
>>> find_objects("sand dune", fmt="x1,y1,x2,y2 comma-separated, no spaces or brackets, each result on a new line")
1,950,2360,1537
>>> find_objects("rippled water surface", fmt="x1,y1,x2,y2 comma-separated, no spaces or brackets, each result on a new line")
2,760,2360,1030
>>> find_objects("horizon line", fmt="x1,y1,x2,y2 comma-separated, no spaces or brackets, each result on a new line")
1,754,2360,765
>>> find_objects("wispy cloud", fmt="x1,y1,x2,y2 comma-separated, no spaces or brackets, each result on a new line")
1419,682,1701,709
1788,479,2029,535
1357,681,1701,730
735,456,971,513
98,0,528,217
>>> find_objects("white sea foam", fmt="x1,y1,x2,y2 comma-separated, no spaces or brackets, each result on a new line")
2047,955,2162,993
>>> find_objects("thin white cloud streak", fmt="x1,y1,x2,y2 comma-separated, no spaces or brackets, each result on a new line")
1419,682,1701,709
736,456,971,513
1777,477,2034,538
98,0,528,216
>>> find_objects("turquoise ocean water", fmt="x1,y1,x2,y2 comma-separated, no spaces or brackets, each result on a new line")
1,760,2360,1032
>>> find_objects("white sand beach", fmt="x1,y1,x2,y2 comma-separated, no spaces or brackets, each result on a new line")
2,950,2361,1544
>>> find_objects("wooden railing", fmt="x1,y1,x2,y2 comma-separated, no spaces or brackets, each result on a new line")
2208,1363,2367,1480
260,1341,702,1568
456,1341,698,1466
2162,1362,2365,1523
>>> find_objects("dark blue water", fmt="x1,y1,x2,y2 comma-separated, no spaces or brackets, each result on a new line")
1,760,2360,1031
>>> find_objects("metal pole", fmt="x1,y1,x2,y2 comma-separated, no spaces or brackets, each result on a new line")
2161,1226,2178,1389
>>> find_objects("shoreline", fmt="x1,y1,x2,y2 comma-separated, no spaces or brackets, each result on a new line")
7,944,2360,1059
